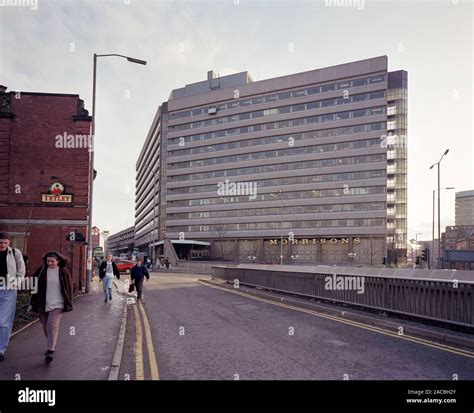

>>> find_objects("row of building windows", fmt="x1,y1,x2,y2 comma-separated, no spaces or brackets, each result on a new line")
168,186,386,207
168,137,383,170
168,153,386,183
168,218,386,232
168,106,386,151
169,74,387,119
168,116,386,147
169,121,386,157
167,170,386,195
170,90,386,132
108,231,135,242
167,201,386,220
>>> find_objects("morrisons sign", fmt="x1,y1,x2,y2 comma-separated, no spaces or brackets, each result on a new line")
269,237,361,245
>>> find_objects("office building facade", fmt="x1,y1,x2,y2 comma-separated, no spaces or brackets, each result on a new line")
135,56,407,266
107,226,135,258
455,190,474,226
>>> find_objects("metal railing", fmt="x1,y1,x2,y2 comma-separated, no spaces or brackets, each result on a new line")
212,264,474,328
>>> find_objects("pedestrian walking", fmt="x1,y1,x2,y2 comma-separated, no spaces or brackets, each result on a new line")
0,233,26,362
29,251,73,364
99,254,120,302
131,257,149,301
165,257,170,270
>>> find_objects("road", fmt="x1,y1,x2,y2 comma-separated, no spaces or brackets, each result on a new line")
119,272,474,380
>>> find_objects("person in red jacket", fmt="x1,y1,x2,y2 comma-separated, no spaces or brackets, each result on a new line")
29,251,73,364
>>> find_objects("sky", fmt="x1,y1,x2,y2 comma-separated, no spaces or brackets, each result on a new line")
0,0,472,242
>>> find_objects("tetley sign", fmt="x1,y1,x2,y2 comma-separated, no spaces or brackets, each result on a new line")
41,182,72,203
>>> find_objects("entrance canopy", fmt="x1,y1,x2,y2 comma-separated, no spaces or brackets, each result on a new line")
154,239,211,246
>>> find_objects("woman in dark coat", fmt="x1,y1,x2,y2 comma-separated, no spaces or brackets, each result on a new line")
29,251,73,364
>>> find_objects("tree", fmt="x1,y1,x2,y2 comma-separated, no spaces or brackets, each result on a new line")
360,228,382,267
210,221,229,261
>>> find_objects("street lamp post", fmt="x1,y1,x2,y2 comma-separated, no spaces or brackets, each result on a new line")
429,149,449,269
431,187,454,269
85,53,147,293
430,186,454,268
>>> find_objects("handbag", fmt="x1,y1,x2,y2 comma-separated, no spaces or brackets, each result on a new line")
27,294,39,316
128,283,135,293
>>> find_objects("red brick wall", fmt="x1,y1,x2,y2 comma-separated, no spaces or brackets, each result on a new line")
0,91,91,292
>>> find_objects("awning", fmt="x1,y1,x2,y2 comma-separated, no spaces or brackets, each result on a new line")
153,239,211,247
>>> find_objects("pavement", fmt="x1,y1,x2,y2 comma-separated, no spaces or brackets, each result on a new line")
0,278,124,380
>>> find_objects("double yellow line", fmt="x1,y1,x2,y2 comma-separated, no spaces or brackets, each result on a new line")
200,280,474,359
133,301,160,380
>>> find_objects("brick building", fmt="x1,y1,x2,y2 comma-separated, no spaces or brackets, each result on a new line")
0,85,92,292
441,225,474,270
92,226,101,248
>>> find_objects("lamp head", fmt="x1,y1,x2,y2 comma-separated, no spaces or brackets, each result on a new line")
127,57,147,65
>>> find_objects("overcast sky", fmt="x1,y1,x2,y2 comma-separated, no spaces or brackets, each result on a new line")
1,0,472,242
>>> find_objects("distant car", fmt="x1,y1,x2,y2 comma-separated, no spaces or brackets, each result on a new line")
115,259,135,274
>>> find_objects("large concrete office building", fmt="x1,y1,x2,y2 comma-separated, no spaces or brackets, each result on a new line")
135,56,407,266
455,190,474,226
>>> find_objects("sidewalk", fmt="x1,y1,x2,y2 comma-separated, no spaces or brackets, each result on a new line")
0,278,125,380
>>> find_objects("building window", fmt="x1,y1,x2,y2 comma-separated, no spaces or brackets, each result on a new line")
321,84,335,93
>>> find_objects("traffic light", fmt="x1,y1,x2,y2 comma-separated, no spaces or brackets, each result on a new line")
421,248,429,262
415,256,421,265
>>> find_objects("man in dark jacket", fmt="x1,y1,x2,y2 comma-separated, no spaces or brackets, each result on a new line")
99,254,120,303
131,258,149,301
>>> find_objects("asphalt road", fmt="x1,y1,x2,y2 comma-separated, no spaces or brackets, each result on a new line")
122,272,474,380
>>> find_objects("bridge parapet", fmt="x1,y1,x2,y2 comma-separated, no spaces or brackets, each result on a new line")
212,264,474,328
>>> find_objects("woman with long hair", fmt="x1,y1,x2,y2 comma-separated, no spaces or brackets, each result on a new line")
29,251,73,364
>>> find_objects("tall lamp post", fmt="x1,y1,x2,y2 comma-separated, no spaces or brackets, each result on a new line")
429,149,449,269
431,186,454,269
86,53,147,293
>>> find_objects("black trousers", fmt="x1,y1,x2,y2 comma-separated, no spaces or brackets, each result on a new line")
134,277,145,299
